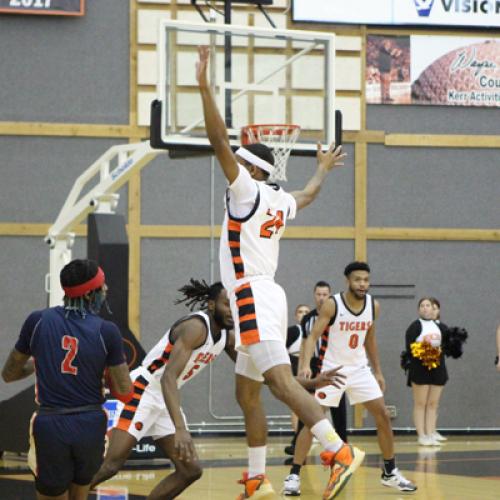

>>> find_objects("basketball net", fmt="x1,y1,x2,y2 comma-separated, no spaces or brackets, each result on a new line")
241,124,301,182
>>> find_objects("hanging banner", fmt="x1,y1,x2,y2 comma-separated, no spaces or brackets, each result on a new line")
366,35,500,107
0,0,84,16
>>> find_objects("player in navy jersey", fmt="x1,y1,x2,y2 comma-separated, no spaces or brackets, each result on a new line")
2,259,132,500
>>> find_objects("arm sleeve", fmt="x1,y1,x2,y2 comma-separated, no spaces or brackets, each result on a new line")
101,321,127,367
15,310,43,355
405,320,421,353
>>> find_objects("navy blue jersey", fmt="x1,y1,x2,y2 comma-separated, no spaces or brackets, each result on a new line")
15,306,125,408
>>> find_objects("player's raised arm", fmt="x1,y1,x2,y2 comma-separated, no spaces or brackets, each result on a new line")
299,297,336,377
290,142,346,210
160,319,207,461
196,45,239,184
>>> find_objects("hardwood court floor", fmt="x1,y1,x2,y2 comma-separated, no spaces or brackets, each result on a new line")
1,435,499,499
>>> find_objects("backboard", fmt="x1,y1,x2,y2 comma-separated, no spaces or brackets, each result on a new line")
151,20,338,155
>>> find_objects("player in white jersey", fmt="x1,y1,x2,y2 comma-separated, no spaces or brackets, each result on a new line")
197,45,365,500
91,280,236,499
299,262,417,494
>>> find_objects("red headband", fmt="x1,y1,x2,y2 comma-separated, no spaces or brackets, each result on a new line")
63,267,105,298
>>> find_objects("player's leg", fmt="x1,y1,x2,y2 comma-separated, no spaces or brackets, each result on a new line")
262,359,364,500
411,383,431,443
148,435,202,500
234,353,274,499
425,384,444,439
69,411,108,498
30,414,73,500
90,428,137,488
362,397,394,459
353,368,416,493
68,483,90,500
283,410,320,496
330,394,348,442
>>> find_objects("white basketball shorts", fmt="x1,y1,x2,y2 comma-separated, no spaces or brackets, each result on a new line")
315,365,383,407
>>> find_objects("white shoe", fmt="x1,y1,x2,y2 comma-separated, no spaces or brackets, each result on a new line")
282,474,301,496
381,467,417,492
432,431,447,442
418,435,439,446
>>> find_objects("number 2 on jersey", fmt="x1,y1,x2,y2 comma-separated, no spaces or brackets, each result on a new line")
61,335,79,375
260,210,284,238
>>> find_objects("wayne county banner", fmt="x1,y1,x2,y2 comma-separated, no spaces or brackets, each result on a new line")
366,35,500,107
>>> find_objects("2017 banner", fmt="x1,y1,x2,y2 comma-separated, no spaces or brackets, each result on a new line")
366,35,500,107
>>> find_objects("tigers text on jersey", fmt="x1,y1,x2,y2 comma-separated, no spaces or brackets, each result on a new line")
322,293,375,370
137,311,227,389
219,176,297,292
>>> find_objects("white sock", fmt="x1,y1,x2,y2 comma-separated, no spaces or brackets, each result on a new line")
248,446,266,478
311,419,344,453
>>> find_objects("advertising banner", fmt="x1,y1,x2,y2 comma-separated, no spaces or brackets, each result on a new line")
293,0,500,27
366,35,500,107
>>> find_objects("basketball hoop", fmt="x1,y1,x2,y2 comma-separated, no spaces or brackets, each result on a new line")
241,124,301,182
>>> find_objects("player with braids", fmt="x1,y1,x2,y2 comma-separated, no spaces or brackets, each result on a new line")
91,279,235,499
2,259,132,500
92,279,345,499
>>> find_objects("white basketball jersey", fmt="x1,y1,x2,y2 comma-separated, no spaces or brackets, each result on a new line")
140,312,227,389
322,293,375,370
416,319,442,347
219,181,296,292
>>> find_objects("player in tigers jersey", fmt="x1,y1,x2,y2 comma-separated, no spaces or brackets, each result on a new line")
197,45,365,500
300,262,417,494
91,279,341,499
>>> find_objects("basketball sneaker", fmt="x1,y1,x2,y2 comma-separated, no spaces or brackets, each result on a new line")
320,444,365,499
236,473,275,499
381,468,417,492
282,473,301,496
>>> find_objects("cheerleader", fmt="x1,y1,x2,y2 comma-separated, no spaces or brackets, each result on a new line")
405,298,448,446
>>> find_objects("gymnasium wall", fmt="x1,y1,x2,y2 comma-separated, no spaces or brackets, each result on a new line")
0,0,498,432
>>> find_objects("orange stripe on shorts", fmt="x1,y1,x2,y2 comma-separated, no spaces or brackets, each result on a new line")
239,313,256,323
237,297,254,307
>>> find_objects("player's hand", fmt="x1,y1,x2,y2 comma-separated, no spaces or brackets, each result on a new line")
299,366,312,379
175,428,196,462
196,46,210,88
316,142,347,172
374,372,386,392
314,366,346,389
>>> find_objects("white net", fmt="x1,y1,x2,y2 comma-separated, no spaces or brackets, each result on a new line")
241,124,301,182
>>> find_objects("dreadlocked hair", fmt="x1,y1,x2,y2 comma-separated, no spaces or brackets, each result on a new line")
60,259,105,318
175,279,224,311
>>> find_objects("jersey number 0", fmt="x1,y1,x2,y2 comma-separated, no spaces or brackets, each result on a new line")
61,335,79,375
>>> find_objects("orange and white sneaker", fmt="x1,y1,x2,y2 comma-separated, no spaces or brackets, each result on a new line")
236,472,276,499
320,444,365,499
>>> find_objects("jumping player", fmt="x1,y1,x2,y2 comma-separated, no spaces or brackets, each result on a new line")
300,261,417,494
1,259,132,500
91,280,344,499
196,45,365,500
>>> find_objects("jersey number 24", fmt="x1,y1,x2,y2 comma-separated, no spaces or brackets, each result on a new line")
260,210,284,239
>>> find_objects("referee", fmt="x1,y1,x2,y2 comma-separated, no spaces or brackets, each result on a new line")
284,281,347,457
